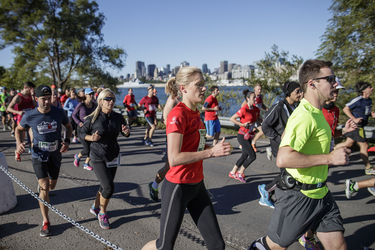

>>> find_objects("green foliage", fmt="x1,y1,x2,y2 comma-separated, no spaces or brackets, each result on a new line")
0,0,127,90
246,45,303,95
316,0,375,126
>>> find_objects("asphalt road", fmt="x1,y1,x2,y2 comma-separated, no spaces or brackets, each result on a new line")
0,125,374,250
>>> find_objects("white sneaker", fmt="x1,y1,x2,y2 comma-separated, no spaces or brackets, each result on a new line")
71,137,77,143
266,147,273,161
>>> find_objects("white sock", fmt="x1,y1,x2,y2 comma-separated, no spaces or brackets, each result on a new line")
152,181,159,190
354,182,359,190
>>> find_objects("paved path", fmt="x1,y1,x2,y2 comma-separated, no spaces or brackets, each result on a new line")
0,125,374,250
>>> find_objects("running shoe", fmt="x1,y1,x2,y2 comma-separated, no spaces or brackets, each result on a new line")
266,147,272,161
90,206,100,218
15,151,21,162
365,167,375,175
368,187,375,197
72,137,77,143
239,145,242,149
98,213,110,229
142,138,148,145
252,144,257,152
40,221,51,237
74,153,80,167
7,125,11,130
11,131,14,137
298,235,321,250
3,127,6,131
236,173,246,183
148,182,159,202
258,184,275,209
83,163,93,171
345,179,358,199
147,139,154,147
228,172,238,180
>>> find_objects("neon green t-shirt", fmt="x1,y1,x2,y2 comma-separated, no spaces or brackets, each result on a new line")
0,93,8,111
279,98,331,199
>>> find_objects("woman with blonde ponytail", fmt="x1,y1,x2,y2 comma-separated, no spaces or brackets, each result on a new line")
80,88,130,230
142,67,231,250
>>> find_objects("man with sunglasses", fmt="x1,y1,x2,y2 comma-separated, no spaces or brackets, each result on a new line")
248,60,350,250
335,81,375,175
139,85,159,147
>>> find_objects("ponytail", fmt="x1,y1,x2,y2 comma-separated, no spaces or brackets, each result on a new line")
165,77,178,97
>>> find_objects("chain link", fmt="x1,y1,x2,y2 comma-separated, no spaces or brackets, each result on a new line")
0,164,122,250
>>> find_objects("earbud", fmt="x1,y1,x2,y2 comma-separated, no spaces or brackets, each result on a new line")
311,84,315,88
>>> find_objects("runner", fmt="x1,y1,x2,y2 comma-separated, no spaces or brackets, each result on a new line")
80,88,130,230
0,87,10,130
15,84,72,237
122,88,138,128
51,90,62,108
60,88,70,107
202,85,221,146
345,178,375,198
4,88,16,136
335,81,375,175
72,88,97,171
142,66,231,250
229,90,260,183
258,81,302,207
7,81,37,161
242,83,268,152
139,85,159,147
248,59,350,250
63,88,80,143
148,81,181,202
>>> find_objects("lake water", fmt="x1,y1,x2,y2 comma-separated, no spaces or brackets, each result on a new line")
115,85,282,117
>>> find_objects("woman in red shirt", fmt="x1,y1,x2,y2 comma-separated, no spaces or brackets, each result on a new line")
142,67,231,250
229,90,260,183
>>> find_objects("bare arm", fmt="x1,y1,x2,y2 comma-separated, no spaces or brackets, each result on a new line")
167,132,231,167
15,124,27,154
342,106,362,124
163,97,177,125
60,122,72,153
7,95,22,115
202,106,219,111
230,113,249,127
276,145,351,169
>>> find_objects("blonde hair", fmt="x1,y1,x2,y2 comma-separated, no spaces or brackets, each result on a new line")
165,66,203,97
85,88,115,123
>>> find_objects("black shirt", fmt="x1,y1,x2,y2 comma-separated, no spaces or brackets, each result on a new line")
81,111,127,162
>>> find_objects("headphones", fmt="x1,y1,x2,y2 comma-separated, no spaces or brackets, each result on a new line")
285,81,291,96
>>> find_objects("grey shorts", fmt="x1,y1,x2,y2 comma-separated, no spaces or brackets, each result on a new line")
345,127,366,143
267,188,344,248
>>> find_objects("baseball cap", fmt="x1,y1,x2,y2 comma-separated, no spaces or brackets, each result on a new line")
58,88,62,92
100,85,105,88
51,84,56,89
335,77,345,90
85,88,95,95
35,85,52,97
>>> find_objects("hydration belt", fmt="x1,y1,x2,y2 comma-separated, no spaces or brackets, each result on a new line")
277,170,327,191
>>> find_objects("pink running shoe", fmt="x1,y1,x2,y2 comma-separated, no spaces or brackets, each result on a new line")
236,173,246,183
228,172,238,179
73,153,80,167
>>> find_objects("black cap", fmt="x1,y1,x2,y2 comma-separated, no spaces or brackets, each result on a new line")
283,81,300,96
35,85,52,97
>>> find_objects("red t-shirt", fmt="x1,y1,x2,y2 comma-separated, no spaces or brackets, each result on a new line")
123,94,136,111
254,94,263,110
60,94,68,106
236,105,260,135
165,102,205,184
204,95,219,121
323,105,340,136
16,93,35,124
139,95,159,117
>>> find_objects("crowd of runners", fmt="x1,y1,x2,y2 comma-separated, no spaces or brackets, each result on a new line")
1,60,375,250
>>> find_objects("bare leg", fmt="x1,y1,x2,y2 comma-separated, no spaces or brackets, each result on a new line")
237,166,246,175
94,191,100,208
38,177,53,222
213,132,220,146
335,137,354,149
144,125,150,140
99,194,110,214
253,126,264,145
358,141,371,169
148,124,156,139
317,231,346,250
230,165,239,174
266,236,287,250
141,240,157,250
85,157,90,165
304,229,315,238
357,178,375,189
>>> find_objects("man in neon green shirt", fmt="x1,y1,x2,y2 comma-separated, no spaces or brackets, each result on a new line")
248,60,352,250
0,87,10,130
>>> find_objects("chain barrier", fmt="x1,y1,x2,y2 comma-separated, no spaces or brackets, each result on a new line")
0,164,122,250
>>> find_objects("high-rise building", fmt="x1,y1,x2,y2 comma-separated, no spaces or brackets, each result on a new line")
147,64,156,78
220,61,228,74
180,61,189,68
135,61,146,78
202,64,208,74
228,63,236,72
166,64,170,73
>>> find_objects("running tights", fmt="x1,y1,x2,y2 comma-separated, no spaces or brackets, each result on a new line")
91,160,117,199
235,134,256,169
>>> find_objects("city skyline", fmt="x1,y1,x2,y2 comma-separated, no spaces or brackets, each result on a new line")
0,0,333,79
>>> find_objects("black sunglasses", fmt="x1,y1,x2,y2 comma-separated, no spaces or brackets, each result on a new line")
313,75,336,84
103,97,115,102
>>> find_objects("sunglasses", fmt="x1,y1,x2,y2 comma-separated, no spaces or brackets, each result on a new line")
103,97,115,102
313,75,336,84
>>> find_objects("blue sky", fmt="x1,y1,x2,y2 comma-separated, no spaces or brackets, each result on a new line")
0,0,333,77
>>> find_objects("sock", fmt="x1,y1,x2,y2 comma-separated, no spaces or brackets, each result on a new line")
252,142,255,145
92,204,98,209
230,171,236,175
99,212,106,216
152,181,159,190
354,182,359,190
248,236,271,250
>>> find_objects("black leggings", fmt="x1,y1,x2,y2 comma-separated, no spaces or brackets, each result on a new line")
78,127,91,156
156,179,225,250
91,160,117,199
69,117,77,137
235,134,256,169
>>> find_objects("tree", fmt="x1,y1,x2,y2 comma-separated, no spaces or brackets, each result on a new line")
0,0,126,90
316,0,375,125
246,45,303,108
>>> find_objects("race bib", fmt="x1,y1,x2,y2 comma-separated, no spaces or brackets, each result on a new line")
106,155,121,168
38,140,58,152
129,103,134,107
148,104,156,111
365,105,372,116
197,129,207,152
